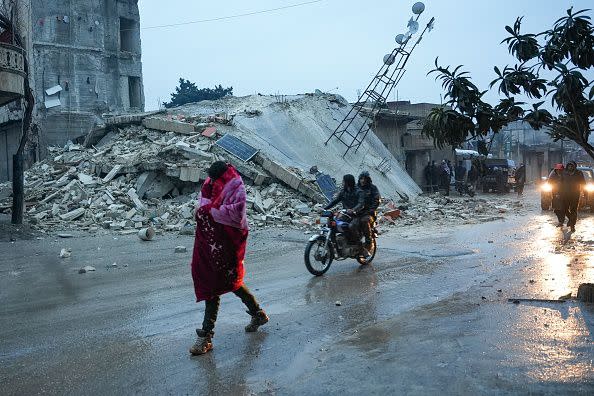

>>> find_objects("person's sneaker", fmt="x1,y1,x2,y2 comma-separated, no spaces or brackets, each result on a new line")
190,329,213,355
245,310,269,332
571,226,576,232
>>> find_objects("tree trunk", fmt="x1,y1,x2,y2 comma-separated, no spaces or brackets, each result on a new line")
11,153,24,224
11,90,33,225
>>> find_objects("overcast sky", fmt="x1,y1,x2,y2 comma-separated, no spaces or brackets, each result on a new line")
138,0,594,111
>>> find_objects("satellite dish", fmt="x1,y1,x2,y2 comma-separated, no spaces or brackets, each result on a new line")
383,54,396,65
412,2,425,15
395,34,406,44
408,20,419,34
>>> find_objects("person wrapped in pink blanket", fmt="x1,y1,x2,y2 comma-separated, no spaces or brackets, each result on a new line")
189,161,268,355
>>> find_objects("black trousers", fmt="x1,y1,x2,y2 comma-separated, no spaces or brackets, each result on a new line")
350,215,373,247
516,183,525,195
561,195,580,227
202,284,260,335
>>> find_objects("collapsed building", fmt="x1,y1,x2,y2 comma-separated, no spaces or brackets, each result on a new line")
0,93,522,235
0,0,144,182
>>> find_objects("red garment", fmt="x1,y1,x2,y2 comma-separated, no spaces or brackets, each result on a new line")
191,165,249,302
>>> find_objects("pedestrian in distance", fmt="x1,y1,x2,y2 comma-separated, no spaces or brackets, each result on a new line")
423,161,433,193
189,161,268,356
515,163,526,197
430,160,439,193
549,163,565,227
440,160,451,196
468,163,479,190
560,161,585,233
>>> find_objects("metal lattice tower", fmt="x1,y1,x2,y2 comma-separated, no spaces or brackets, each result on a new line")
326,6,435,157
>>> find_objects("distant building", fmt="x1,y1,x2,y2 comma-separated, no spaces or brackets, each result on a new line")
489,121,582,183
0,0,144,181
369,100,454,189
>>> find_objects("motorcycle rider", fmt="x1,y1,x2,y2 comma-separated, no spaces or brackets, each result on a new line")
351,171,381,256
324,174,363,242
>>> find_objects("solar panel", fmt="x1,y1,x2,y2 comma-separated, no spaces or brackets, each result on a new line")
316,174,337,202
215,134,259,162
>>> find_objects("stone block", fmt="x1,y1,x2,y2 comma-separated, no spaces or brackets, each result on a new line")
142,117,196,135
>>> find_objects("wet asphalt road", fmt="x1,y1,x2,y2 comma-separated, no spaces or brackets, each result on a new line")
1,194,594,395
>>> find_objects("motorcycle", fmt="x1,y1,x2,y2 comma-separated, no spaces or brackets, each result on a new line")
304,210,378,276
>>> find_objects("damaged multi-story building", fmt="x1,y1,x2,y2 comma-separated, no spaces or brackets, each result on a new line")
369,100,455,189
0,0,144,181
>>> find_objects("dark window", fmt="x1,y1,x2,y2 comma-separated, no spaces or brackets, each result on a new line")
128,76,142,109
119,18,138,52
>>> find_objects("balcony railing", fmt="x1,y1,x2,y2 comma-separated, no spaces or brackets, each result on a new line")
0,43,25,106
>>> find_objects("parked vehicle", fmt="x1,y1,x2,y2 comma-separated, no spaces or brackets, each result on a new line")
482,159,516,193
540,166,594,211
304,210,377,276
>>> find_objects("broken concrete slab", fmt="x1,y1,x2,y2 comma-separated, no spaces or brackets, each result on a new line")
105,110,166,127
60,208,86,221
78,173,96,186
135,172,157,198
179,167,205,183
175,246,187,253
78,265,96,274
102,165,123,183
127,188,146,210
142,117,196,135
144,174,175,199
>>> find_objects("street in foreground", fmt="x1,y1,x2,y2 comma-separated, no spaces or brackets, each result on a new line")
1,193,593,395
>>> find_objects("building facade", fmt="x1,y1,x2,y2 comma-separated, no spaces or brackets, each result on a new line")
371,101,454,189
0,0,144,181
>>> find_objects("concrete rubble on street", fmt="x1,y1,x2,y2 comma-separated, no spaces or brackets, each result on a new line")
0,94,522,237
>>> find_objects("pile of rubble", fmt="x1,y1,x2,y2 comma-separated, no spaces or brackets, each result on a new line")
378,194,526,227
0,121,327,235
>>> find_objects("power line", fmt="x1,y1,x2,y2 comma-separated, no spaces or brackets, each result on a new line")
141,0,325,31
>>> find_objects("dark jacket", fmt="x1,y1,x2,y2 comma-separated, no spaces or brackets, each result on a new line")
561,169,586,198
515,165,526,185
324,188,362,210
353,184,381,216
455,165,466,181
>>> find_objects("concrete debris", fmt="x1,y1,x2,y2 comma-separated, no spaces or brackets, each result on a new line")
0,121,328,235
59,248,72,258
3,95,490,235
377,194,527,228
175,246,187,253
78,265,96,274
57,233,74,238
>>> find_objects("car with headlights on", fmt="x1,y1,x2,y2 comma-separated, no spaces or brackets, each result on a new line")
540,166,594,211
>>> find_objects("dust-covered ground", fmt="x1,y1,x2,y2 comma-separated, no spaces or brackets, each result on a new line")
1,189,593,395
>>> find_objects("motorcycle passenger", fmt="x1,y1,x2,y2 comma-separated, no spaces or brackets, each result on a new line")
324,174,363,242
351,171,381,256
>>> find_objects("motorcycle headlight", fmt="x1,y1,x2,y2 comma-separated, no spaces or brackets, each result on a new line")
541,183,552,192
585,184,594,192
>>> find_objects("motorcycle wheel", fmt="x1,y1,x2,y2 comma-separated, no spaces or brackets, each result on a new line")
357,241,377,265
304,238,333,276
